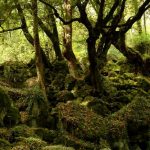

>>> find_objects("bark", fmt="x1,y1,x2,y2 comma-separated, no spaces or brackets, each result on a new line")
63,0,82,78
38,7,63,60
86,37,100,91
32,0,48,103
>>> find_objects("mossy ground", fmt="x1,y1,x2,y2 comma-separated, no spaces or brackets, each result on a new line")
0,60,150,150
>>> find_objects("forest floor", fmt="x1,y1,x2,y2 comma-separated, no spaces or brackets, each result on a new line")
0,59,150,150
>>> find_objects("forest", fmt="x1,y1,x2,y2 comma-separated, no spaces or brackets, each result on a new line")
0,0,150,150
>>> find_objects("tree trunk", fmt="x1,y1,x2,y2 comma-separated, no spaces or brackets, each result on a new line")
44,7,63,60
32,0,48,103
15,1,51,68
112,32,145,72
86,37,101,92
63,0,82,78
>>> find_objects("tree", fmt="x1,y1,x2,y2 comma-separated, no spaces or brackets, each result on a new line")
13,0,52,68
63,0,82,78
32,0,48,104
39,0,150,92
38,5,63,61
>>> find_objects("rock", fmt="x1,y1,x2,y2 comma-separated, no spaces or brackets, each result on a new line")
0,88,20,127
24,77,38,87
56,102,107,141
11,145,30,150
34,128,57,143
0,138,11,150
65,74,76,91
42,145,75,150
14,137,47,150
56,90,74,103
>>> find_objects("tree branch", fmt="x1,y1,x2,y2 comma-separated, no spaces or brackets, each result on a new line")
39,0,81,24
108,0,126,32
77,1,93,33
121,0,150,33
94,0,105,32
103,0,120,24
0,26,22,33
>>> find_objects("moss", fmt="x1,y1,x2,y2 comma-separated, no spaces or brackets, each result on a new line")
55,90,74,103
0,128,11,140
0,138,11,150
34,128,57,143
11,145,30,150
11,125,35,139
15,137,47,150
0,88,11,126
56,102,107,141
107,96,150,145
137,76,150,92
51,73,66,90
54,132,98,150
42,145,75,150
20,111,30,124
65,74,76,91
72,83,93,98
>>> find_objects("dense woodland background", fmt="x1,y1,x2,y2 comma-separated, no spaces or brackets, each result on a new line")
0,0,150,150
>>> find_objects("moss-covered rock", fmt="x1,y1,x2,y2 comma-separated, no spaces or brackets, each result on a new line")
3,61,32,85
0,138,11,150
0,88,11,126
11,145,30,150
51,73,66,90
72,82,93,98
56,102,107,141
0,128,11,140
54,132,98,150
42,145,75,150
107,96,150,149
55,95,150,149
87,98,110,116
34,128,57,143
65,74,76,91
137,76,150,92
55,90,74,103
24,77,38,87
10,125,35,138
15,137,47,150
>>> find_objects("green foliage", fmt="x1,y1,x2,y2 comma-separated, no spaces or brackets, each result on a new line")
0,32,34,64
26,86,46,116
4,106,20,127
131,33,150,55
3,61,32,84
